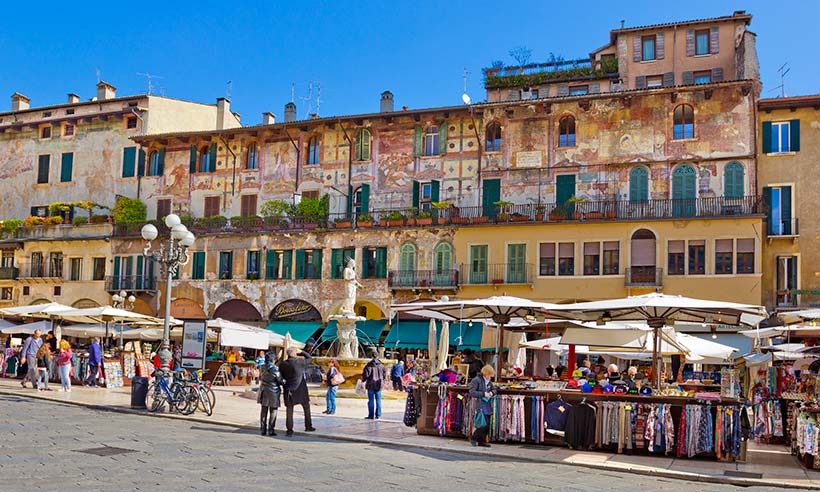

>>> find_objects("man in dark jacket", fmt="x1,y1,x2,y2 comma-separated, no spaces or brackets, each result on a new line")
278,347,315,436
462,348,484,381
85,337,102,387
362,349,386,419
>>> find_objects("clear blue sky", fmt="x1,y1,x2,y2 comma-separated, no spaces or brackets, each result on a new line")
1,1,817,124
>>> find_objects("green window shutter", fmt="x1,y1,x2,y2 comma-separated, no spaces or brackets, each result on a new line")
331,249,342,279
629,168,648,202
60,153,73,182
112,256,121,286
125,256,134,279
724,163,744,199
430,180,440,203
193,252,205,279
158,147,166,174
763,187,773,235
761,122,772,153
360,184,370,214
210,143,218,172
312,249,323,279
189,145,197,173
412,181,420,210
790,119,800,152
346,184,354,217
482,178,501,217
246,251,253,278
375,247,387,278
122,147,136,178
282,250,292,280
413,125,422,157
438,123,448,155
136,256,144,289
781,186,792,235
354,135,362,161
362,130,371,160
265,250,276,279
137,149,146,177
295,250,306,279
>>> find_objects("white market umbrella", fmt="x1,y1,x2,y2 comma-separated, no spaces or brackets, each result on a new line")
780,309,820,325
436,321,449,372
60,324,111,339
0,302,74,318
209,318,269,350
507,332,527,373
428,318,438,374
56,305,163,350
0,320,52,335
0,319,16,330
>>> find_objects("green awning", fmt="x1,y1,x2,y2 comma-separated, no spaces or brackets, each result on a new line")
265,321,324,344
384,321,483,350
320,320,388,344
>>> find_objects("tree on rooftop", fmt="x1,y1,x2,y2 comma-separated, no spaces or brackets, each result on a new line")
508,46,532,67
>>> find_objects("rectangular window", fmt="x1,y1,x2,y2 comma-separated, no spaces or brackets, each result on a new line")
22,286,29,296
558,242,574,276
40,126,52,139
668,240,685,275
240,194,258,217
771,121,791,153
420,183,432,210
63,124,75,137
602,241,620,275
54,285,61,297
122,147,136,178
362,247,387,279
776,256,798,306
190,251,205,279
688,240,705,275
204,196,220,217
92,257,106,280
246,250,260,279
642,35,656,61
1,251,13,268
69,257,82,281
583,242,600,275
60,152,73,182
539,243,555,276
469,245,488,284
715,239,733,275
30,206,48,217
331,248,355,279
694,71,712,84
569,85,588,95
736,239,755,274
507,243,527,283
695,29,710,55
219,251,233,279
265,250,293,280
157,199,171,220
302,190,320,200
126,116,138,129
49,252,64,278
766,185,793,235
646,75,663,88
37,155,50,184
296,249,322,280
30,252,44,277
0,288,12,301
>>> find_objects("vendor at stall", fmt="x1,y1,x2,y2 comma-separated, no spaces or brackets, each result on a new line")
623,366,639,390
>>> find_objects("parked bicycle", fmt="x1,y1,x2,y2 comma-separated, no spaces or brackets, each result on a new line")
145,369,198,415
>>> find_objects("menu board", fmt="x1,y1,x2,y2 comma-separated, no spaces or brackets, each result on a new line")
181,321,207,370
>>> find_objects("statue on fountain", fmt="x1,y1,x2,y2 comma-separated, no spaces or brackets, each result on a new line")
336,258,364,359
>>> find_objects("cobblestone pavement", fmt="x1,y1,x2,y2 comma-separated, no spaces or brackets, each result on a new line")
0,395,784,492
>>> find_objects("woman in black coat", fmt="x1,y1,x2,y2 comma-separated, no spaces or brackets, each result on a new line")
257,353,284,436
468,364,497,447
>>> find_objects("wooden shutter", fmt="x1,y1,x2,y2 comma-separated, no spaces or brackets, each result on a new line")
781,186,792,235
137,149,146,177
633,35,642,61
346,184,354,217
193,252,205,279
430,180,440,203
295,250,306,279
413,125,422,157
331,249,342,279
37,155,50,183
60,153,73,182
761,122,772,153
711,67,724,82
629,168,648,202
209,143,218,171
112,256,121,287
412,181,420,210
438,124,448,155
360,184,370,214
790,119,801,152
281,250,292,280
630,239,656,266
682,71,694,85
158,147,166,174
204,196,220,217
709,27,719,54
663,72,675,87
762,187,773,235
556,86,569,97
376,247,387,278
136,256,144,289
265,251,276,279
482,178,501,217
656,32,665,59
189,145,197,173
635,76,647,90
241,194,257,216
312,249,323,279
686,30,695,56
122,147,136,177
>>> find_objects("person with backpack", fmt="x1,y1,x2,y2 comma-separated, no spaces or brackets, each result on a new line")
390,360,404,391
362,349,386,420
323,358,343,415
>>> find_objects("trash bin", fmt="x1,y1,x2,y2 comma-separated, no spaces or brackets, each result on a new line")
131,376,148,409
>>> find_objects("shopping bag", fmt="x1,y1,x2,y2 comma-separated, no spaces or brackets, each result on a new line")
330,371,345,386
473,411,487,428
354,379,366,396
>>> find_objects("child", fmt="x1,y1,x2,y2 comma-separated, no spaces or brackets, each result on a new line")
36,344,52,391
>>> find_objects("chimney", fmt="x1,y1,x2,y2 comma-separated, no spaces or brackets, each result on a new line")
11,92,30,111
96,81,116,100
284,102,296,123
216,97,231,130
262,112,276,125
380,91,394,113
67,93,80,104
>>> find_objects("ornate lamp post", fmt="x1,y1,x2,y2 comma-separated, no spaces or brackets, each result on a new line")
141,214,195,370
112,290,136,350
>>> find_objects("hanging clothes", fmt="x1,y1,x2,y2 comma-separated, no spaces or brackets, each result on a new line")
565,401,596,450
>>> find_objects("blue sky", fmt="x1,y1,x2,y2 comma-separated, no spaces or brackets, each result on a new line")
1,1,817,124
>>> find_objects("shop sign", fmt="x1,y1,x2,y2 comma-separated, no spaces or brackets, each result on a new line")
270,299,321,321
181,321,207,370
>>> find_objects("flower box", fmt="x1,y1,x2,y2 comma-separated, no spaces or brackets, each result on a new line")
451,217,469,224
334,221,353,229
586,211,603,220
511,214,529,222
357,221,373,228
415,217,433,226
471,216,490,224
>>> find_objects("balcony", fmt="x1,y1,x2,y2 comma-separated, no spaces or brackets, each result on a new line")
766,218,799,239
0,267,18,280
625,266,663,287
105,275,157,293
388,270,458,290
461,263,534,286
11,223,112,241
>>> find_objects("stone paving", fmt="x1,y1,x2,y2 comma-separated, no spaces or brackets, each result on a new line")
1,378,818,490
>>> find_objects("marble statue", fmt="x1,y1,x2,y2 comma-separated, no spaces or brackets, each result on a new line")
336,258,364,359
340,258,363,315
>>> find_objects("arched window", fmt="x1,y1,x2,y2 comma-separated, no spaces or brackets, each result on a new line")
354,128,371,161
630,229,657,284
199,146,211,173
673,104,694,140
424,126,440,156
245,143,258,169
559,116,576,147
148,150,161,176
629,167,649,203
433,242,453,287
724,161,744,199
306,136,320,165
485,123,502,152
398,243,417,287
672,164,697,217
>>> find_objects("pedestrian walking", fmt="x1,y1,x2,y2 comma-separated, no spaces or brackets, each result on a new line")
390,360,404,391
279,347,315,436
35,344,52,391
362,349,386,420
257,352,284,436
469,364,497,447
20,329,43,389
56,340,73,392
85,337,102,387
323,358,342,415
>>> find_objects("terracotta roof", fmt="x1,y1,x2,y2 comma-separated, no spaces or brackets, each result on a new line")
610,12,752,42
759,95,820,110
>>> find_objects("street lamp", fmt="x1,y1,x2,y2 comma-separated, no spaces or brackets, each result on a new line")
141,214,195,370
112,290,136,350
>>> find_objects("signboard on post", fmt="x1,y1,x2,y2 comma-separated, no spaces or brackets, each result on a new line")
181,321,207,370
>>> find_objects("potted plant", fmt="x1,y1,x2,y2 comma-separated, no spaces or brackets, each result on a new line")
471,215,489,224
246,272,259,280
356,213,374,228
1,219,23,238
416,210,434,226
568,196,586,220
386,211,405,227
548,207,567,221
231,215,263,231
535,204,547,221
494,200,512,222
23,216,45,228
511,213,529,222
48,202,72,223
585,210,603,220
333,216,353,229
72,216,88,226
291,195,328,229
194,215,228,232
46,216,64,226
89,214,109,224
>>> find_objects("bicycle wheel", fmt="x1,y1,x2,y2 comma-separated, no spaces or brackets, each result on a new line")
174,385,199,415
204,386,216,410
199,385,216,412
146,382,166,413
198,386,213,416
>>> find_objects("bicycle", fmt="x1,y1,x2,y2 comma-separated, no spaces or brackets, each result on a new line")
145,369,198,415
186,370,216,416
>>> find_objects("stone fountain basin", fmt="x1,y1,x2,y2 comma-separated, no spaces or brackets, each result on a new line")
312,356,397,388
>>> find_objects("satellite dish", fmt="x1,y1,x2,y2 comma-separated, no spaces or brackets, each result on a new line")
461,93,472,105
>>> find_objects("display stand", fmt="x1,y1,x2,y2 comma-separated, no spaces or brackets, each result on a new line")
204,360,254,386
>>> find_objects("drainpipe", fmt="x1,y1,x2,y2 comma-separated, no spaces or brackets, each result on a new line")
284,126,301,192
338,119,354,218
468,106,483,207
218,134,237,198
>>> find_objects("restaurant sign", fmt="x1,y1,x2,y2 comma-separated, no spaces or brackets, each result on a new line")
270,299,321,321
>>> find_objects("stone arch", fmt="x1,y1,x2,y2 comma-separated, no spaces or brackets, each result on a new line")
213,299,263,322
71,298,101,309
170,297,207,320
29,298,51,306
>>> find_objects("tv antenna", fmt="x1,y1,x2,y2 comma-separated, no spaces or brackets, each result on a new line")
96,68,101,83
299,81,315,118
226,80,233,100
290,82,295,103
137,72,164,95
461,68,472,105
767,63,790,98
